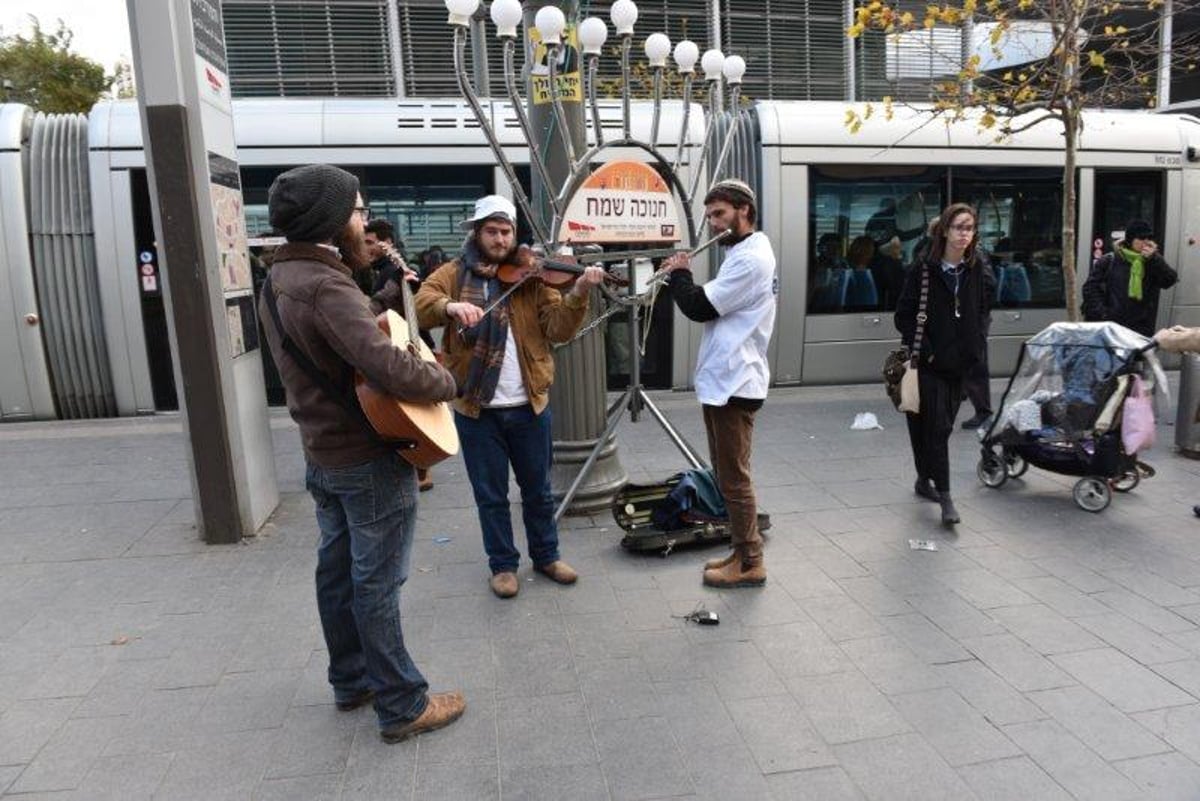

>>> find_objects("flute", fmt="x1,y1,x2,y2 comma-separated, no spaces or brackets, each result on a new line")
644,229,733,290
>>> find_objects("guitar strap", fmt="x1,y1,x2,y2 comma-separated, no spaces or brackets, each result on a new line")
260,277,414,451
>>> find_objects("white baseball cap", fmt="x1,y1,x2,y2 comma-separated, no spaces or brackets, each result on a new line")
460,195,518,231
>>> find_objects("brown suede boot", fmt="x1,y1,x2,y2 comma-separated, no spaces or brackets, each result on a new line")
417,468,433,492
534,560,578,584
702,550,766,588
704,550,737,570
489,571,519,598
380,691,466,743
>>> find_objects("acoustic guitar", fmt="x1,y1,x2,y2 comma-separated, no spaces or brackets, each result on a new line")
354,244,459,469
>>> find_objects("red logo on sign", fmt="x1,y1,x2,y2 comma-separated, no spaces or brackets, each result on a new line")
205,66,223,93
567,220,596,232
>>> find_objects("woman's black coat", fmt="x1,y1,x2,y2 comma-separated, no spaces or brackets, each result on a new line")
894,254,991,377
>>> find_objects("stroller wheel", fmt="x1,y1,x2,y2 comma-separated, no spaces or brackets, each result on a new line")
1073,477,1112,512
1003,451,1028,479
1110,470,1140,493
978,454,1008,488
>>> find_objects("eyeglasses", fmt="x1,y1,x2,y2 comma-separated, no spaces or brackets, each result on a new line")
950,224,975,233
353,206,371,220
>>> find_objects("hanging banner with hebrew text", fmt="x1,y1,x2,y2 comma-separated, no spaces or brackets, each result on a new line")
558,161,682,244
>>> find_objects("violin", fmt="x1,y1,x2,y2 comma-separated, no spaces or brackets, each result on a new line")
496,245,629,290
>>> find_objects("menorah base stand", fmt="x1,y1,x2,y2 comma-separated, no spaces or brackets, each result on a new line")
551,433,627,517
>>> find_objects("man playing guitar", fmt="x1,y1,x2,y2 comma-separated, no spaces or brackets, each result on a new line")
415,195,604,598
258,164,465,743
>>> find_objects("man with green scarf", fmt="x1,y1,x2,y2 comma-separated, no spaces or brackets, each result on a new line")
1083,219,1178,337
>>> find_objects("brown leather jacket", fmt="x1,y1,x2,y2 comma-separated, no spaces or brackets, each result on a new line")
414,244,588,418
258,243,457,468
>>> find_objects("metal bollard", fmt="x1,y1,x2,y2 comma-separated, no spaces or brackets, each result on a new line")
1177,353,1200,458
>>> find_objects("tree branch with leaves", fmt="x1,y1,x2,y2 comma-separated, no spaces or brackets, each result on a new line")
847,0,1200,320
0,16,113,114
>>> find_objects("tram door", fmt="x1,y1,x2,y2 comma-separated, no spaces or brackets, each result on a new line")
131,169,178,411
1090,170,1163,265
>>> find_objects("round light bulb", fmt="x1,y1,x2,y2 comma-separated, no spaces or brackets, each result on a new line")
644,33,671,68
673,39,699,73
701,48,726,81
578,17,608,55
722,54,746,84
443,0,479,27
489,0,522,38
535,5,567,46
610,0,638,36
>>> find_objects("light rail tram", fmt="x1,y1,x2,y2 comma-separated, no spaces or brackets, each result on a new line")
0,97,1196,420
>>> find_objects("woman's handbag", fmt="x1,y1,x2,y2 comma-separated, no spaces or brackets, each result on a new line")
884,264,929,414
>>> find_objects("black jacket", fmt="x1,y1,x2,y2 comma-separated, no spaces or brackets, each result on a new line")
894,255,990,377
1081,244,1177,337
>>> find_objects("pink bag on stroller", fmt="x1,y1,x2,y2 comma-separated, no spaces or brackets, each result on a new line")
1121,375,1156,454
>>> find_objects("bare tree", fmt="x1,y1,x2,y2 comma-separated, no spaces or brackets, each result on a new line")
848,0,1200,320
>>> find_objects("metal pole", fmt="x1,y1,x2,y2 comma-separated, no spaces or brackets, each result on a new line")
524,0,627,515
470,11,491,96
844,0,856,101
1158,0,1174,108
386,0,405,97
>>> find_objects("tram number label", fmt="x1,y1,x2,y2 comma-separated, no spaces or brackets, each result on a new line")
1154,154,1182,166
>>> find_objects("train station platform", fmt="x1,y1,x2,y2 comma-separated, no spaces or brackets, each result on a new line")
1,382,1199,800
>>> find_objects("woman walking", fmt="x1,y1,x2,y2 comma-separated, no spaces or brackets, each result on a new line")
895,203,990,525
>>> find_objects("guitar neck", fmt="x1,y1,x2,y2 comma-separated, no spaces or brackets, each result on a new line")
383,245,420,344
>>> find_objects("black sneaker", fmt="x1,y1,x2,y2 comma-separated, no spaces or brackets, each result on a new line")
961,412,991,430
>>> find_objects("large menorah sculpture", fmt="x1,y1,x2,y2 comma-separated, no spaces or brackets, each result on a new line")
442,0,749,519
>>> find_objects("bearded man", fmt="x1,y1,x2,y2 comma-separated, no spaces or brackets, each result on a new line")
415,195,604,599
258,164,464,743
660,179,779,588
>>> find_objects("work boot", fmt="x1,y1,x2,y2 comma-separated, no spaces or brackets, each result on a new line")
489,571,519,598
380,691,466,744
534,560,578,585
939,494,961,526
704,550,737,570
914,477,940,502
702,550,766,588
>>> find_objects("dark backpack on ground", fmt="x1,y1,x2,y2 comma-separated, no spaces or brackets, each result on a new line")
613,468,770,555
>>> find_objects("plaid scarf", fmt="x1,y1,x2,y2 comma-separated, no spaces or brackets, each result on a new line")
457,240,513,406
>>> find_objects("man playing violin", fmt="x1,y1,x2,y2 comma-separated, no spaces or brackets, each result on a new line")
258,164,465,743
660,179,778,588
416,195,605,599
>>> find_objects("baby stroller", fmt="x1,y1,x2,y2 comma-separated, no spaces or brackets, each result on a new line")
976,322,1165,512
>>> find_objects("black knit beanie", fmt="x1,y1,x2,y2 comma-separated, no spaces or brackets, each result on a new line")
1124,219,1153,242
268,165,360,243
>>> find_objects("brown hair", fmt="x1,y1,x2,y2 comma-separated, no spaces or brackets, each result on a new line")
703,185,757,225
847,235,876,268
926,203,978,264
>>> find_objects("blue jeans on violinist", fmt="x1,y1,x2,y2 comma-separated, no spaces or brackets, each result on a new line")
306,452,429,729
454,404,560,574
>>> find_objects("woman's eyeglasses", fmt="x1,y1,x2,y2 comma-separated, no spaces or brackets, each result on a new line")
950,224,975,233
353,206,371,220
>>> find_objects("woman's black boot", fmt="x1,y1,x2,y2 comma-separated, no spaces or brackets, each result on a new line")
914,478,940,502
939,494,960,525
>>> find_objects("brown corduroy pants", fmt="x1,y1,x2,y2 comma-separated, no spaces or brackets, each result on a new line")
702,403,763,565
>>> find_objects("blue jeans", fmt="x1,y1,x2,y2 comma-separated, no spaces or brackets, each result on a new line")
455,405,560,574
306,452,428,728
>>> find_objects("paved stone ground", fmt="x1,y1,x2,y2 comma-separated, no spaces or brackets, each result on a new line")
1,382,1199,800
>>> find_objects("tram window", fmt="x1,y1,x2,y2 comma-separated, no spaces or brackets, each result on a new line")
237,164,492,255
809,165,944,314
954,167,1064,309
